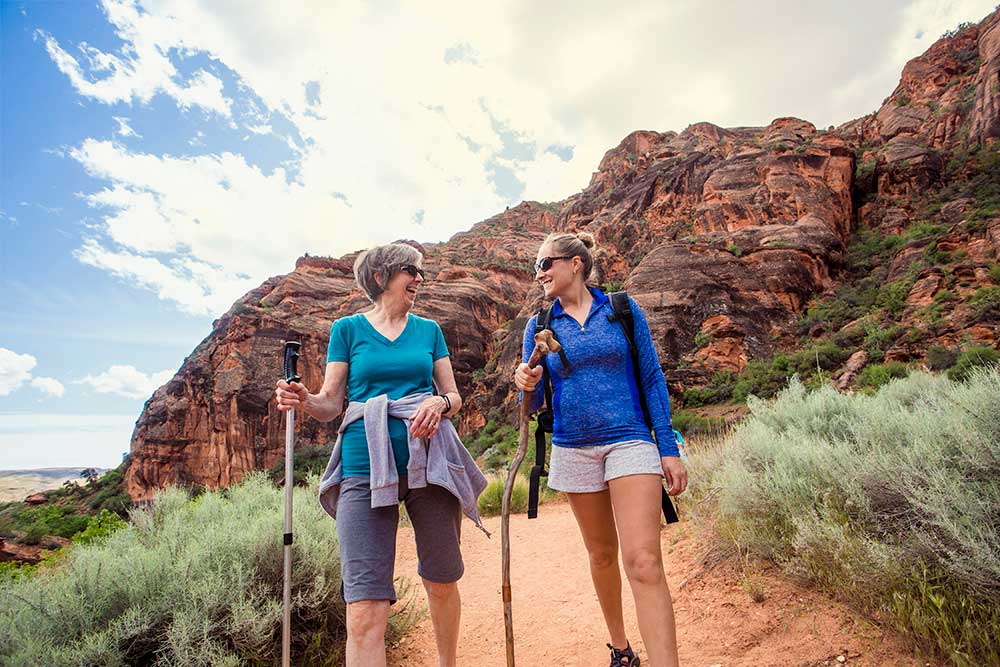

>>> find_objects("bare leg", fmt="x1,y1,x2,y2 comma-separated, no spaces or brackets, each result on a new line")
345,599,390,667
567,490,629,650
608,474,679,667
423,579,460,667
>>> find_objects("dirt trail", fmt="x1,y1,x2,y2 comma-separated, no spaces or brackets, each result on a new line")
387,501,933,667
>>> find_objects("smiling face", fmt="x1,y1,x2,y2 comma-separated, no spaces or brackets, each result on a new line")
535,242,582,300
380,261,424,308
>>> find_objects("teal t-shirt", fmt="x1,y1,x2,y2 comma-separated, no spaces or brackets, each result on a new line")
327,313,449,477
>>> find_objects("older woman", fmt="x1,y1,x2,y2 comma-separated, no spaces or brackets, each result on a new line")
514,232,687,667
275,242,486,667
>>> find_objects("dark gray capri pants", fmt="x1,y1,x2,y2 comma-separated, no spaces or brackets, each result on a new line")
336,475,464,604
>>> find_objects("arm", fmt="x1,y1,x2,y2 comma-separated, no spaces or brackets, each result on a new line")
628,297,679,457
274,360,348,422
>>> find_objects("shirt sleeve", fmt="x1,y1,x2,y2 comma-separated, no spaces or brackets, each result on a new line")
326,318,351,363
432,321,450,360
520,314,544,413
629,296,679,457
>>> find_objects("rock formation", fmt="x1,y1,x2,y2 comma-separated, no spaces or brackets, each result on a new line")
125,9,1000,499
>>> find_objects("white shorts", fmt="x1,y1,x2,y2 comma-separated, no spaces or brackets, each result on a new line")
547,439,663,493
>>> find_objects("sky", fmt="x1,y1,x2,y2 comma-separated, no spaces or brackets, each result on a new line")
1,0,997,470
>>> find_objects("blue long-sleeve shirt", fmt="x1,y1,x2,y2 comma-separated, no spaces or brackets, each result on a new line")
521,287,679,457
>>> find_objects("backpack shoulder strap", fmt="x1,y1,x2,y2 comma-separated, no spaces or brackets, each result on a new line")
606,291,649,429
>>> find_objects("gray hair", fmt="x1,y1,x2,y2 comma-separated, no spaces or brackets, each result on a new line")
353,243,423,302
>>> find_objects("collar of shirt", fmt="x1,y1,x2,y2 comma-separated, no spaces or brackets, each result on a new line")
550,286,609,321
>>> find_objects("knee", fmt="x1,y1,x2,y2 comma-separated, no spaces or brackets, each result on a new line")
346,601,388,645
422,579,459,604
622,548,664,586
586,544,618,571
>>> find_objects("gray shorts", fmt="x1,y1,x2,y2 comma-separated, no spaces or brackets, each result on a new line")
336,476,463,604
547,439,663,493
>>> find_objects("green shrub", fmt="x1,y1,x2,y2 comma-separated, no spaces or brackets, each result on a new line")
690,370,1000,666
466,420,518,467
948,346,999,381
267,444,334,486
0,474,418,666
682,387,718,408
903,222,945,242
732,358,794,402
856,361,910,391
73,509,127,546
477,475,528,517
926,345,959,371
693,331,712,348
671,410,727,436
970,286,1000,318
863,322,903,362
988,264,1000,284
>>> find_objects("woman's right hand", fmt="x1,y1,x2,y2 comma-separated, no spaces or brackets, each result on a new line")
513,363,543,392
275,379,310,412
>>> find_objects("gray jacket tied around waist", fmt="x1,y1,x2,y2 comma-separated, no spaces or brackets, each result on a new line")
318,392,490,536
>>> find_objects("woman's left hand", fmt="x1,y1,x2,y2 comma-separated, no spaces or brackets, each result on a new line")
661,456,688,496
409,396,447,439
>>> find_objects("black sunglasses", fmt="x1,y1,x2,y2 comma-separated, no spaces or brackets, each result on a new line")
534,255,573,273
395,264,426,279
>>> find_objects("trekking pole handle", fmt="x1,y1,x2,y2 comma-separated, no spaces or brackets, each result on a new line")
283,341,302,383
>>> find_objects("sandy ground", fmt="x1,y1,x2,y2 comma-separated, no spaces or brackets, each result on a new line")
0,469,91,502
387,500,936,667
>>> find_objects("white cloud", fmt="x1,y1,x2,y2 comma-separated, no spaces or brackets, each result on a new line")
30,377,66,398
112,115,140,138
0,349,67,400
44,0,999,316
37,0,232,116
76,365,174,399
0,348,37,396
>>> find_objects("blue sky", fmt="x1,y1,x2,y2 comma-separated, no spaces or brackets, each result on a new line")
2,0,997,469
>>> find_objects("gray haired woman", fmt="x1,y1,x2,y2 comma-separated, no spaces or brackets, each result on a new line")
275,242,487,667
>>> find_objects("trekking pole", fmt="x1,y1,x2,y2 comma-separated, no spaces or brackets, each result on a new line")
281,341,301,667
501,329,560,667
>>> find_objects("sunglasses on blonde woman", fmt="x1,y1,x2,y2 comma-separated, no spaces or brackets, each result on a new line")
395,264,425,279
534,256,573,273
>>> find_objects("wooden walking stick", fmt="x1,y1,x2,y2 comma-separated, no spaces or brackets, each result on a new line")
501,329,561,667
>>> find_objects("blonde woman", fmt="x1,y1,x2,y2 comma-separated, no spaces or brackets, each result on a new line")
513,232,687,667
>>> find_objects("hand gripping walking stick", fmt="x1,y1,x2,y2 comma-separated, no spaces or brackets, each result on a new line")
281,341,301,667
501,330,560,667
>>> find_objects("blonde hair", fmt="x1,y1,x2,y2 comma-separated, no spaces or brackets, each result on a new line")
543,231,597,282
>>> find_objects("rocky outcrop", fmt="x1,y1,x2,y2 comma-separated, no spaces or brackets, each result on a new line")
125,8,1000,499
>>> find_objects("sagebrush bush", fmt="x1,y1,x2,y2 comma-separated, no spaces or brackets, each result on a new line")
478,475,528,516
689,368,1000,666
0,474,418,666
948,346,999,381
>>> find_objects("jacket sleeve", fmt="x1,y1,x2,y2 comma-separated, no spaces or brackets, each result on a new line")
519,314,545,414
629,297,679,457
